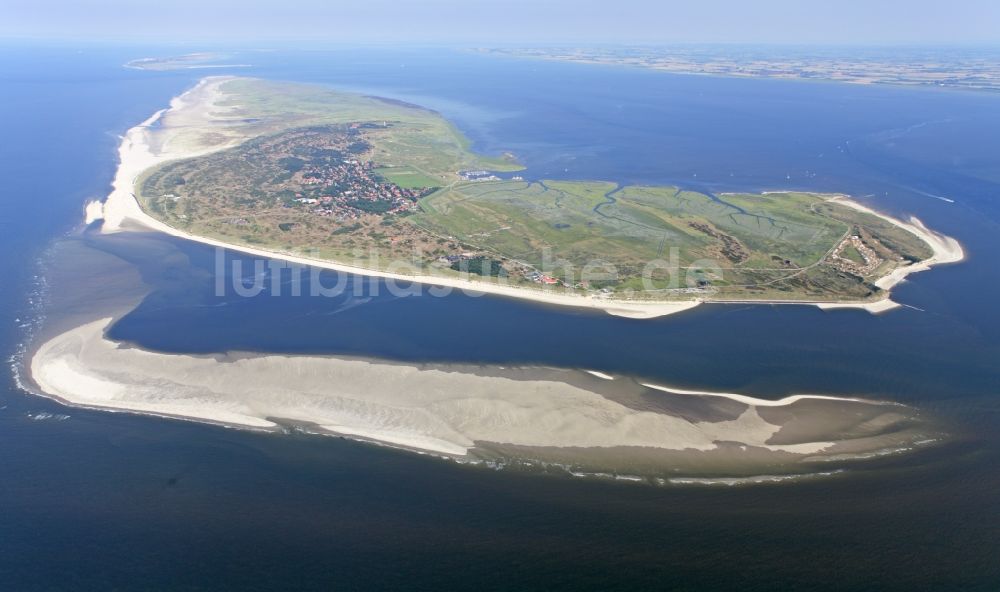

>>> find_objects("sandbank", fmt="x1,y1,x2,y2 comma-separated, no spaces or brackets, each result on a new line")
30,317,937,467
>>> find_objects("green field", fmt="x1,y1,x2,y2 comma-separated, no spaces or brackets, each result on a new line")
841,243,866,264
374,166,444,189
217,78,522,180
407,180,933,297
138,77,935,303
413,181,849,268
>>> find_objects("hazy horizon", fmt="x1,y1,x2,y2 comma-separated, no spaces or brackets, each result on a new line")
3,0,1000,46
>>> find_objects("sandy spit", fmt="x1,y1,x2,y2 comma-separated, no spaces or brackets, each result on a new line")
829,196,966,291
31,318,849,458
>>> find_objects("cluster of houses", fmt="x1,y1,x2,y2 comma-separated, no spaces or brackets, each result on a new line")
457,170,524,183
291,158,422,220
458,170,502,182
525,271,562,285
829,233,883,276
435,254,563,285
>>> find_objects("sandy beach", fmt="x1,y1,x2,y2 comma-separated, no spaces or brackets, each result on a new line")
95,76,700,319
29,317,937,468
22,76,959,474
829,197,966,291
91,76,965,319
640,383,878,407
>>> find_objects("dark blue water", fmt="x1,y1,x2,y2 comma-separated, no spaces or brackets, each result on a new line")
2,44,999,590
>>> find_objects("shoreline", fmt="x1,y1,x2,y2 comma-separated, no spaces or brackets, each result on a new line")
23,73,956,473
21,231,949,476
828,197,966,291
28,316,942,471
96,76,964,319
639,383,894,408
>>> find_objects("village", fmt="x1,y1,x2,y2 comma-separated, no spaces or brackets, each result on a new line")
250,128,566,284
282,126,428,220
827,231,883,277
293,157,424,219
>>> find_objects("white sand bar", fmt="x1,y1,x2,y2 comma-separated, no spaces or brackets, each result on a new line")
641,383,873,407
32,318,893,458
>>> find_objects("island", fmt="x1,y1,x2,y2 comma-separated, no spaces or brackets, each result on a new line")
98,76,962,318
25,74,960,481
124,52,252,71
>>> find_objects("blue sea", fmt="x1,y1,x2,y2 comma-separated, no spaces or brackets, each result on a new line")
1,43,999,590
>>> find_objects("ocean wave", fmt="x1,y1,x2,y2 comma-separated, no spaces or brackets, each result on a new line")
664,470,845,487
8,250,55,396
26,411,71,422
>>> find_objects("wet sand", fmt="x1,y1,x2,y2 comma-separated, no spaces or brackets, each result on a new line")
29,313,942,476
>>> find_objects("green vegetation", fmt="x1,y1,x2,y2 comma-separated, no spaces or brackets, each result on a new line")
841,243,866,264
374,166,443,189
451,256,507,277
216,78,523,179
409,180,932,298
137,77,936,304
332,222,362,235
279,157,306,172
346,199,395,214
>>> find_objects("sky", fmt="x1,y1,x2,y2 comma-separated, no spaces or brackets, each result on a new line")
3,0,1000,45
